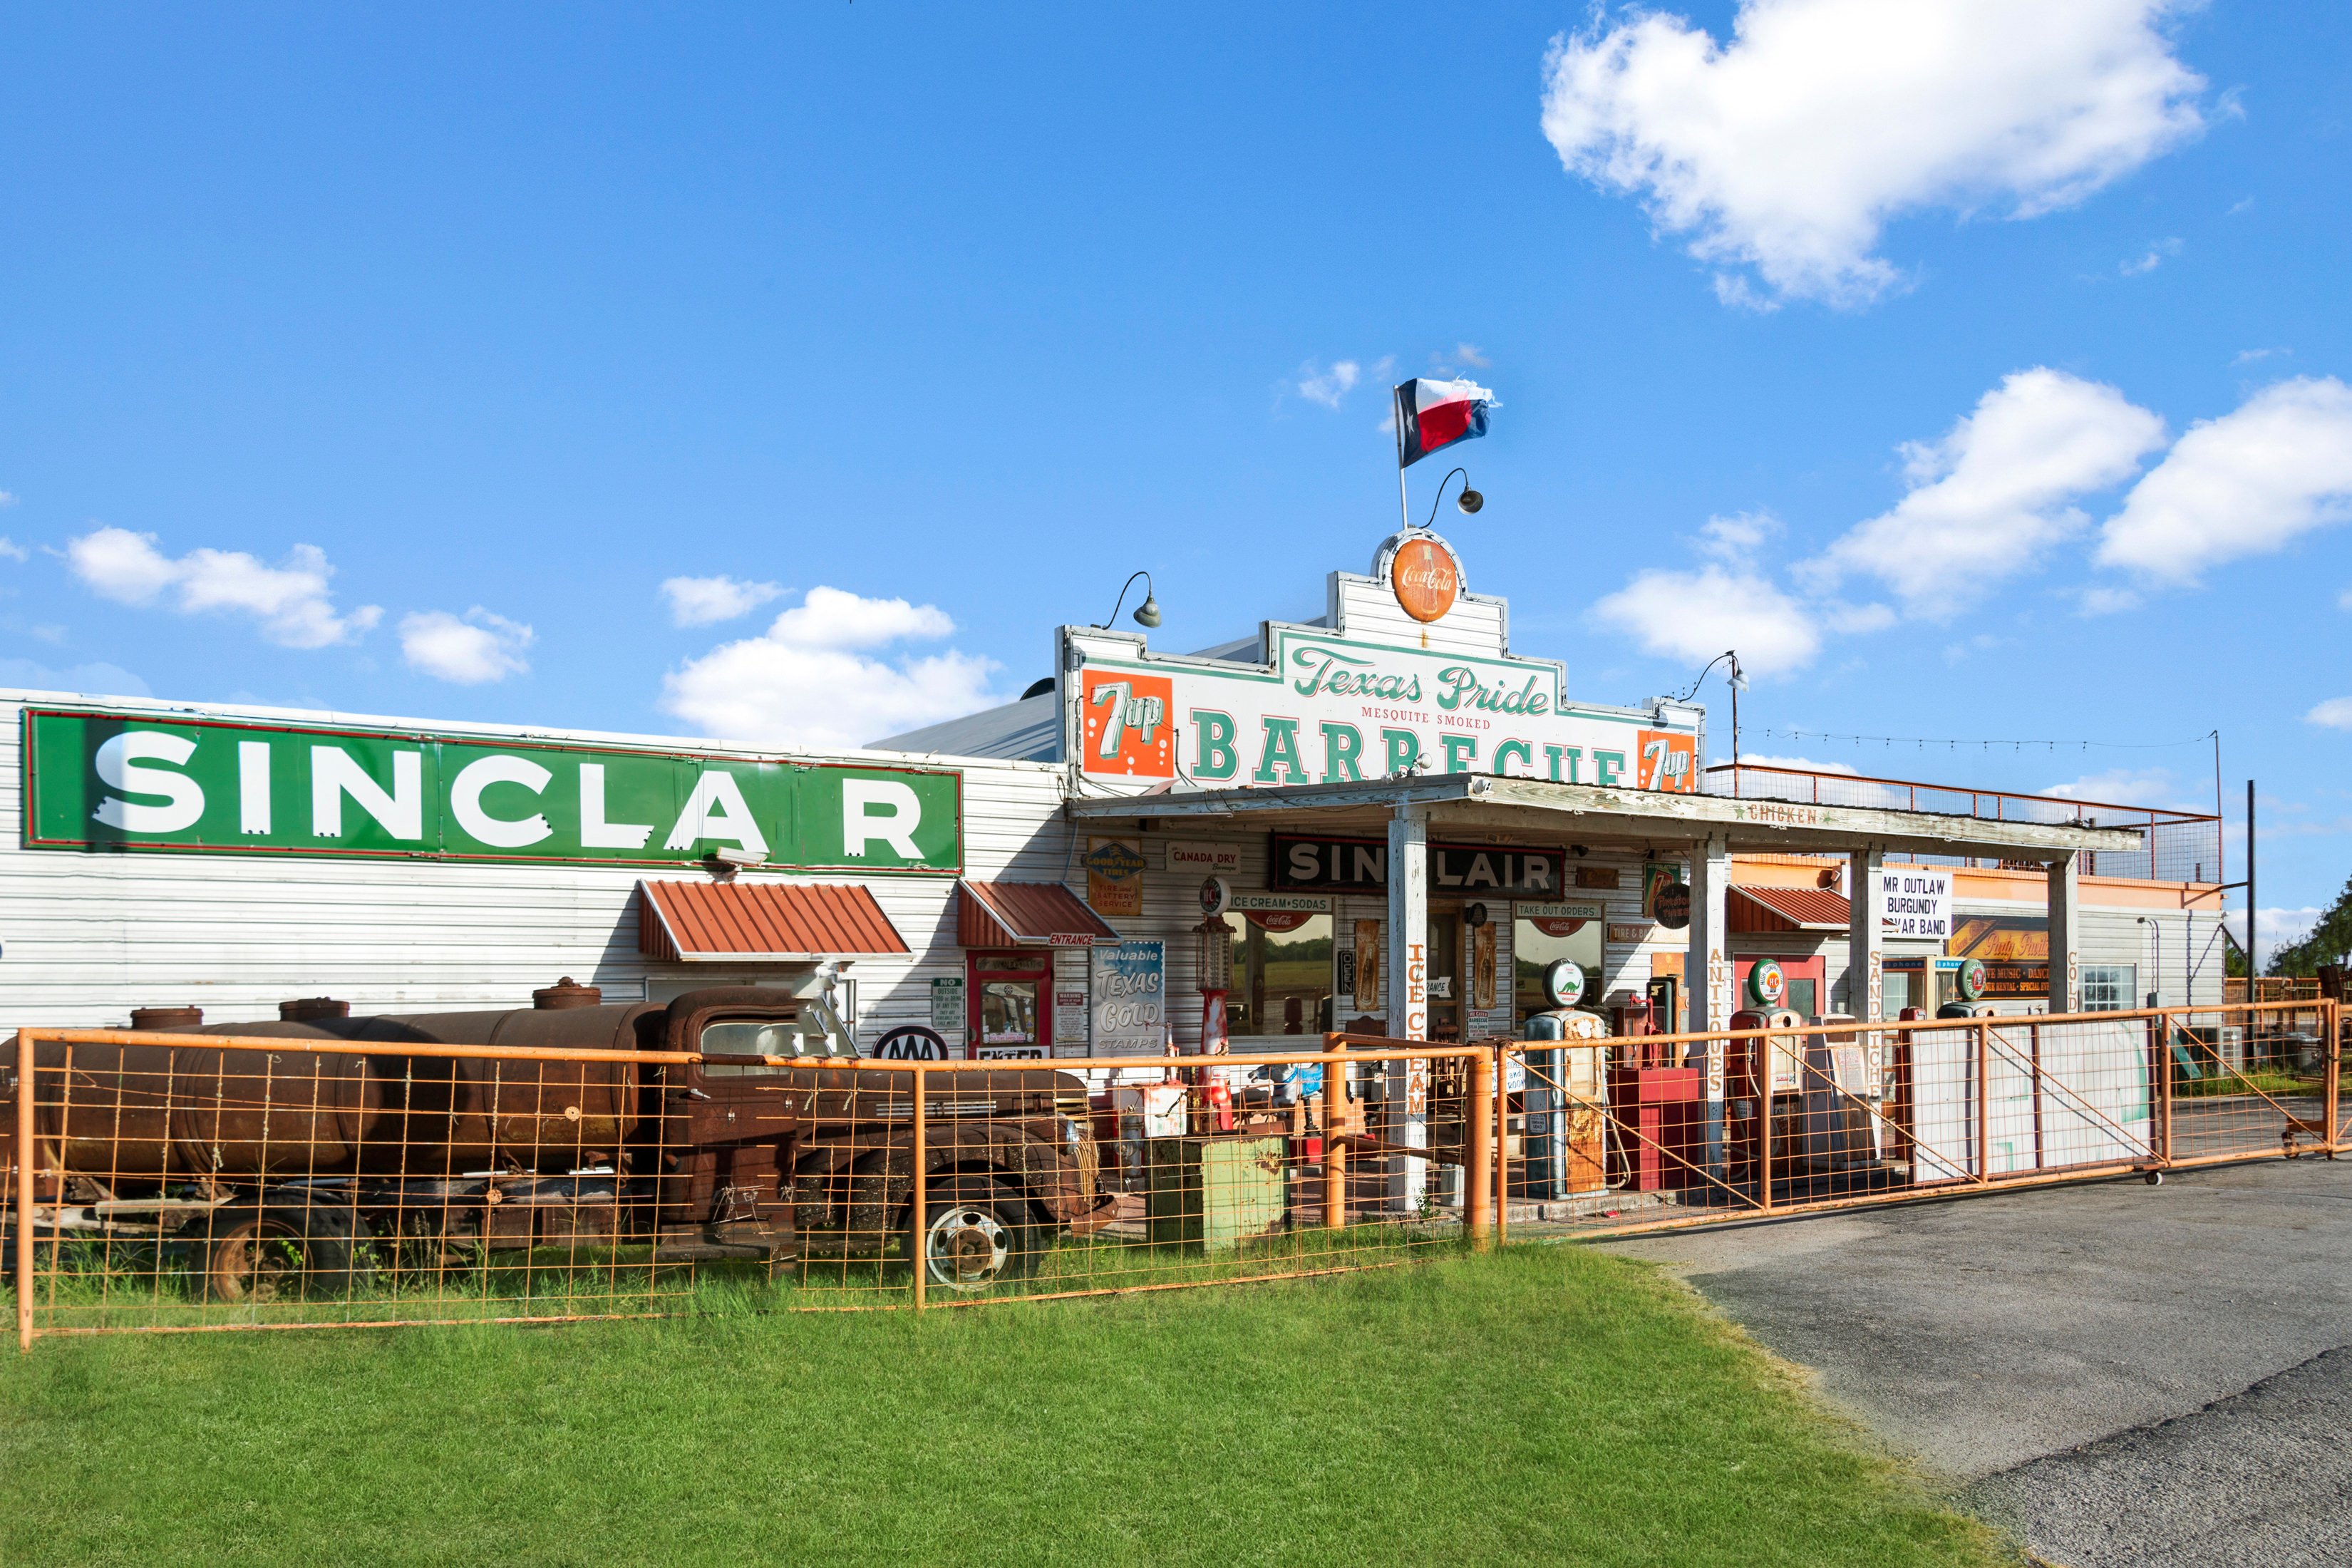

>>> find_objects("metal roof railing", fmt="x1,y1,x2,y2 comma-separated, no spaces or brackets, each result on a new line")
1701,763,2223,884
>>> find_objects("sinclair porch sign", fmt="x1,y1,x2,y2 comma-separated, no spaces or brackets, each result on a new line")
1062,533,1701,793
21,707,962,872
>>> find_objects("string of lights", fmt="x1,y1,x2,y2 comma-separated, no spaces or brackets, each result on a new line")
1751,726,2220,753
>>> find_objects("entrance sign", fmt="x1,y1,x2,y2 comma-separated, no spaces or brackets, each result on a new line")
1059,545,1702,793
1881,867,1953,939
1269,832,1565,897
24,708,962,872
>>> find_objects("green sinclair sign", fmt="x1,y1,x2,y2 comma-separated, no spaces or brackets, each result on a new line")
21,708,962,874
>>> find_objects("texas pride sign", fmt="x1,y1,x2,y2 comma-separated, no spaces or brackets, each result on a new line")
1059,540,1702,796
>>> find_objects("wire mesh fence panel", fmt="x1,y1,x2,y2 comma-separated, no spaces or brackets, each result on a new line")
8,1031,1502,1340
1497,1001,2340,1243
9,1006,2337,1342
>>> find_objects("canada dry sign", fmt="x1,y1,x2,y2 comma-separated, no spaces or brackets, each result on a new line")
22,708,963,872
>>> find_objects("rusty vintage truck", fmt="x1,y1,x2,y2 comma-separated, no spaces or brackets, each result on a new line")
9,972,1110,1300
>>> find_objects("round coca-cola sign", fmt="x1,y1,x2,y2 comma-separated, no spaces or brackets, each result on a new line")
1391,537,1460,623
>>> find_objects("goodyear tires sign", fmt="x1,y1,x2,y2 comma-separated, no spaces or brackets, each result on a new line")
22,708,961,873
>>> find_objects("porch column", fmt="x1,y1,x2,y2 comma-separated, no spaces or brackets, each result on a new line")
1848,846,1885,1022
2048,850,2080,1014
1686,833,1733,1178
1386,802,1430,1211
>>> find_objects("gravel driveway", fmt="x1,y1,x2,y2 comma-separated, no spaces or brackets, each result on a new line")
1597,1158,2352,1567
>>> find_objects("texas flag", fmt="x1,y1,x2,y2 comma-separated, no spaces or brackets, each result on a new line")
1393,377,1499,468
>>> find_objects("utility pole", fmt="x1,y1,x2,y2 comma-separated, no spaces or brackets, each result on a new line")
2247,779,2256,984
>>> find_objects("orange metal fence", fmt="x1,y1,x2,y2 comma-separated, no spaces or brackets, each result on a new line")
6,1001,2337,1347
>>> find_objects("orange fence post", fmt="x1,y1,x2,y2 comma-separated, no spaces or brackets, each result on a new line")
1325,1048,1348,1233
1494,1045,1509,1249
2328,1000,2343,1152
909,1061,927,1314
16,1028,34,1353
1467,1052,1493,1249
1758,1033,1774,1214
2155,1012,2173,1165
1974,1022,1991,1185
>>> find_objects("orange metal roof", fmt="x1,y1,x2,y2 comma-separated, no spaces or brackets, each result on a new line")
637,880,909,962
1731,885,1852,932
957,880,1120,948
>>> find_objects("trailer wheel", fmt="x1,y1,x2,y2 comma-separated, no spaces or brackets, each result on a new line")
198,1205,373,1304
904,1178,1040,1291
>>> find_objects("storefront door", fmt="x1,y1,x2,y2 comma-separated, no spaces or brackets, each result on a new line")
967,951,1053,1060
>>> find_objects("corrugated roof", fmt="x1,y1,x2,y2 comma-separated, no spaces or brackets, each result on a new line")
957,880,1120,947
1731,885,1852,932
638,880,910,962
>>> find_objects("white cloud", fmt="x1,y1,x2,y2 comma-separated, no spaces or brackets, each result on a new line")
2119,237,2182,276
1453,344,1490,368
1297,360,1362,408
399,608,533,684
0,491,16,507
2307,697,2352,731
1807,368,2167,612
1592,563,1821,676
0,656,150,698
2223,907,2321,970
2338,587,2352,612
2043,766,2189,809
1697,510,1776,560
2097,377,2352,584
1739,753,1858,774
2233,346,2288,366
2078,584,2141,615
1540,0,2205,306
661,574,785,627
65,527,381,649
0,537,27,563
661,585,999,749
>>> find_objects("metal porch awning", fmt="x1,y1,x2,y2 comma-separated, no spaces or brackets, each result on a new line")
1731,885,1852,932
1063,773,2143,862
637,879,911,963
956,880,1120,947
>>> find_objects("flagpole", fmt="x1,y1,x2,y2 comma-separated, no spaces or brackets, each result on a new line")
1393,385,1412,534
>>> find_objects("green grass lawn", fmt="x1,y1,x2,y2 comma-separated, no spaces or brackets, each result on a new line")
1,1245,2009,1568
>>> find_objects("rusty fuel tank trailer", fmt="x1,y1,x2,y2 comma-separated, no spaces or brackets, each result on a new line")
13,976,1108,1301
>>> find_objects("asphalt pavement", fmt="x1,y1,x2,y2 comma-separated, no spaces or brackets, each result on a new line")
1597,1157,2352,1567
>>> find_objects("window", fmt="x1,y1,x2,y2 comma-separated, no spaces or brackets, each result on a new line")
1514,913,1604,1022
2081,964,2136,1012
698,1018,800,1075
1231,912,1333,1036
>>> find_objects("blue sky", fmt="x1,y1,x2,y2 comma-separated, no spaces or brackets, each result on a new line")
2,3,2347,952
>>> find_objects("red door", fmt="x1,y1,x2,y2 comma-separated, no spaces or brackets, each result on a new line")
967,951,1053,1061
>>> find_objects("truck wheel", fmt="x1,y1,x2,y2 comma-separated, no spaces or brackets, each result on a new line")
904,1178,1040,1291
199,1204,373,1304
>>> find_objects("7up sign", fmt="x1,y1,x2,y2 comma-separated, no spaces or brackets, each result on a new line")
1080,670,1175,777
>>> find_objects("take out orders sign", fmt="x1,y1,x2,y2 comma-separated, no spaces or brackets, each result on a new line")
22,708,962,872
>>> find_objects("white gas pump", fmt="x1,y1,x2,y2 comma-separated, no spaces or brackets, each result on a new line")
1517,959,1609,1200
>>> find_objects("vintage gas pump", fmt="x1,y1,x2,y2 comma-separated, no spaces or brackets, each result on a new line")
1728,959,1806,1182
1517,959,1609,1200
1936,958,1993,1019
1190,881,1239,1132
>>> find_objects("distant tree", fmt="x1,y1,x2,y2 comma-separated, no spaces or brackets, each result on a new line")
2268,867,2352,976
